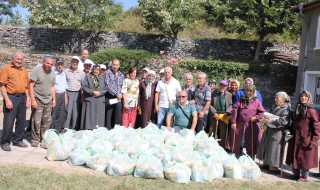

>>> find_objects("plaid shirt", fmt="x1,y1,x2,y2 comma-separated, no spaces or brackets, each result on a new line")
194,84,211,114
105,69,124,96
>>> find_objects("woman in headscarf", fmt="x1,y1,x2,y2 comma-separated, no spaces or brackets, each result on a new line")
225,84,265,158
137,70,158,128
285,90,320,182
257,92,292,172
80,64,107,129
229,79,240,105
121,67,140,128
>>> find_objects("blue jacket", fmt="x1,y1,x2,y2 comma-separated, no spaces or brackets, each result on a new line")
233,88,263,107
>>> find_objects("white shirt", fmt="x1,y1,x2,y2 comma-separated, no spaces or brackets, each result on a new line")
78,59,84,71
156,77,181,108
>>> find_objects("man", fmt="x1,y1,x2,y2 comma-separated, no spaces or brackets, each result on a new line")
0,52,30,151
208,79,217,92
207,80,232,148
233,78,263,106
78,49,89,71
191,72,211,133
107,61,112,70
155,67,181,128
64,56,85,129
166,91,197,133
105,59,124,130
100,64,107,76
50,57,68,133
29,56,56,147
140,67,149,82
83,59,94,75
159,69,165,80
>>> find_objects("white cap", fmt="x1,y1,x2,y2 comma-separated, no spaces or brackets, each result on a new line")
84,59,94,65
142,68,149,72
71,56,80,62
100,64,106,69
108,61,112,67
159,68,164,73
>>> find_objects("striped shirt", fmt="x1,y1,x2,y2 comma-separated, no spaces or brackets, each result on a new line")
64,67,85,91
105,69,124,96
54,68,68,93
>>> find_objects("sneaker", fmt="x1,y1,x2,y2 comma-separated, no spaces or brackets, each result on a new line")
1,144,11,151
12,141,28,148
31,142,39,147
297,177,307,182
285,133,293,141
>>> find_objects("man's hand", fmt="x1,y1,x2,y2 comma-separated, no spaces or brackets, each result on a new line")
198,111,204,118
31,100,37,109
155,105,160,113
93,91,101,97
167,126,173,132
214,113,219,120
26,99,30,109
231,123,237,131
250,116,257,122
189,100,195,104
264,118,271,124
222,113,228,120
52,99,56,107
117,93,122,100
5,98,13,109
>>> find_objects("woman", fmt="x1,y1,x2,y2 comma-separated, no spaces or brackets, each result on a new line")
229,80,240,104
80,64,107,130
181,73,195,101
208,78,217,93
285,90,320,182
225,84,265,158
121,67,140,128
256,92,292,172
138,70,158,128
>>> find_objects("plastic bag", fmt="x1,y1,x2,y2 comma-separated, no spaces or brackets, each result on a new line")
73,130,95,140
93,126,111,139
109,129,127,149
206,156,224,181
61,128,76,137
133,150,164,179
107,151,135,176
86,153,109,171
46,136,74,161
191,159,208,182
164,133,182,144
172,145,192,165
87,137,113,155
223,154,243,180
41,129,59,149
67,148,91,166
179,128,195,143
195,137,221,158
164,161,191,183
117,138,148,156
144,134,164,148
238,153,261,179
194,130,208,149
75,136,94,149
154,143,175,164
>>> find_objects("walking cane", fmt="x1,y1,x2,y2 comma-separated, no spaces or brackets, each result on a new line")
280,133,286,178
251,121,254,160
214,119,219,140
232,129,235,153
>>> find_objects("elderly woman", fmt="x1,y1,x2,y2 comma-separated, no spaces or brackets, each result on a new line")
121,67,140,128
80,64,107,129
285,90,320,182
138,70,158,128
181,73,195,101
226,84,265,158
256,92,292,172
229,80,240,104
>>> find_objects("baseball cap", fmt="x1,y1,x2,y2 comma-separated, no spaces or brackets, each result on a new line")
142,68,149,72
220,80,228,86
43,54,52,60
100,64,106,69
71,56,80,62
159,69,164,74
209,79,217,84
55,57,64,63
84,59,94,65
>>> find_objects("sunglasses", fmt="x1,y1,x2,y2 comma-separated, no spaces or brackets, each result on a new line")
178,96,187,98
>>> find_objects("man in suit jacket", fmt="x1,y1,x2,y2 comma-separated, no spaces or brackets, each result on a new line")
207,80,232,148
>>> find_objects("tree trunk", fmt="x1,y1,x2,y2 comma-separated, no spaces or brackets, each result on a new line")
76,30,82,54
253,34,266,62
170,32,178,56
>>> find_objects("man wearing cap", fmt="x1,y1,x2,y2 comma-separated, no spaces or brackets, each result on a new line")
78,49,89,71
100,64,107,76
140,67,149,82
63,56,85,130
207,80,232,148
233,78,263,107
208,79,217,92
29,55,56,147
0,51,30,151
83,59,94,75
50,57,68,133
159,69,165,81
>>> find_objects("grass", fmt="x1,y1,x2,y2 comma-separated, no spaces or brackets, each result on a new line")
0,162,319,190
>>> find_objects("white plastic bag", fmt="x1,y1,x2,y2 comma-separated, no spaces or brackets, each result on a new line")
164,161,191,183
191,159,208,182
73,130,95,140
41,129,59,149
195,137,221,158
67,148,91,166
107,151,135,176
223,154,243,180
86,153,109,171
46,136,75,161
144,134,164,148
238,153,261,179
179,128,195,143
87,137,113,155
206,156,224,181
109,129,127,149
133,150,164,179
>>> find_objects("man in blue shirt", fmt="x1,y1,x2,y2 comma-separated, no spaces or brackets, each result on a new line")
166,91,197,133
51,57,68,133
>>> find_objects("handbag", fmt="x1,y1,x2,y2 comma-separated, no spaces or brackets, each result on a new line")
179,106,192,123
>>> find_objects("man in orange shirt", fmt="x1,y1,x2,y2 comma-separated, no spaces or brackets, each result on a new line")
0,51,30,151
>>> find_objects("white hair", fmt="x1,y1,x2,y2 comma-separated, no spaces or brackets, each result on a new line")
197,72,206,79
12,51,24,58
184,73,193,80
164,67,172,72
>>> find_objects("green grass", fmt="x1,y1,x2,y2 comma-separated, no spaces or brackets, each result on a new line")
0,163,319,190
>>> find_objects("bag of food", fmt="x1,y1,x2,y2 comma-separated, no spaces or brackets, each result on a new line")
161,126,175,138
154,143,175,164
61,128,76,137
195,137,220,158
164,161,191,183
67,148,91,166
75,136,94,149
206,156,224,181
172,145,192,165
46,136,73,161
238,153,261,179
179,128,195,143
122,127,138,138
191,159,208,182
92,126,111,139
86,153,110,171
133,150,164,179
223,154,243,180
194,130,208,150
109,129,127,149
41,129,59,149
106,151,135,176
117,138,148,156
73,130,95,140
164,133,182,144
87,137,113,155
144,133,164,148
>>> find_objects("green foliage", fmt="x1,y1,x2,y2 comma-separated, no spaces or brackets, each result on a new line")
89,48,162,74
5,9,23,26
0,0,18,23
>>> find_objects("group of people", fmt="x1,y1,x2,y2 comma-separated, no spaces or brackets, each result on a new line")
0,50,319,182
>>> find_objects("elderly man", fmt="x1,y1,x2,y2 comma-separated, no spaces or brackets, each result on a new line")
50,57,68,133
155,67,181,128
191,72,211,133
166,91,197,133
83,59,94,75
181,73,195,101
233,78,263,106
159,69,165,81
29,56,56,147
63,56,85,129
78,49,89,71
0,52,30,151
207,80,232,148
140,67,149,82
105,59,124,130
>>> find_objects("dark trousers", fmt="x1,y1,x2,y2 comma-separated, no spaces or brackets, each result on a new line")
195,114,208,134
1,94,26,145
64,90,80,129
50,93,66,131
105,94,122,130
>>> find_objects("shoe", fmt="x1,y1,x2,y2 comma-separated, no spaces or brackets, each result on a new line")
12,141,28,148
285,134,293,141
31,142,39,147
259,165,269,170
287,174,300,180
1,144,11,151
297,177,307,182
311,173,320,178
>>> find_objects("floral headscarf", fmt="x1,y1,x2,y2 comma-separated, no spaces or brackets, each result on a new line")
145,70,156,100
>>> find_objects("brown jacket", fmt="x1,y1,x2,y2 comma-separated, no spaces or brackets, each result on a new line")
209,90,233,115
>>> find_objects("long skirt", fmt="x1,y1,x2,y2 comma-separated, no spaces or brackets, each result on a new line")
122,107,138,128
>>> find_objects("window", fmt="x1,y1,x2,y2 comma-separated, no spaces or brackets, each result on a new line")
315,15,320,50
304,71,320,105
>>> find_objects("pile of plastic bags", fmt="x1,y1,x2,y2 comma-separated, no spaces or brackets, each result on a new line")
42,123,261,183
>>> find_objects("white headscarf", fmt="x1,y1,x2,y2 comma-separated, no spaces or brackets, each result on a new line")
145,70,156,100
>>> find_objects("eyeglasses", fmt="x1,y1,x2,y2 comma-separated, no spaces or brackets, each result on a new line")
178,96,187,98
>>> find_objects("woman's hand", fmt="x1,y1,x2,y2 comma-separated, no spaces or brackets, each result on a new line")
155,105,160,113
231,123,236,131
250,116,257,122
264,124,268,131
123,104,129,110
264,118,272,124
309,144,314,149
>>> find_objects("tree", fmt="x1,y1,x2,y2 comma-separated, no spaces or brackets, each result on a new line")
203,0,301,62
22,0,122,53
138,0,200,49
7,9,24,26
0,0,19,23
